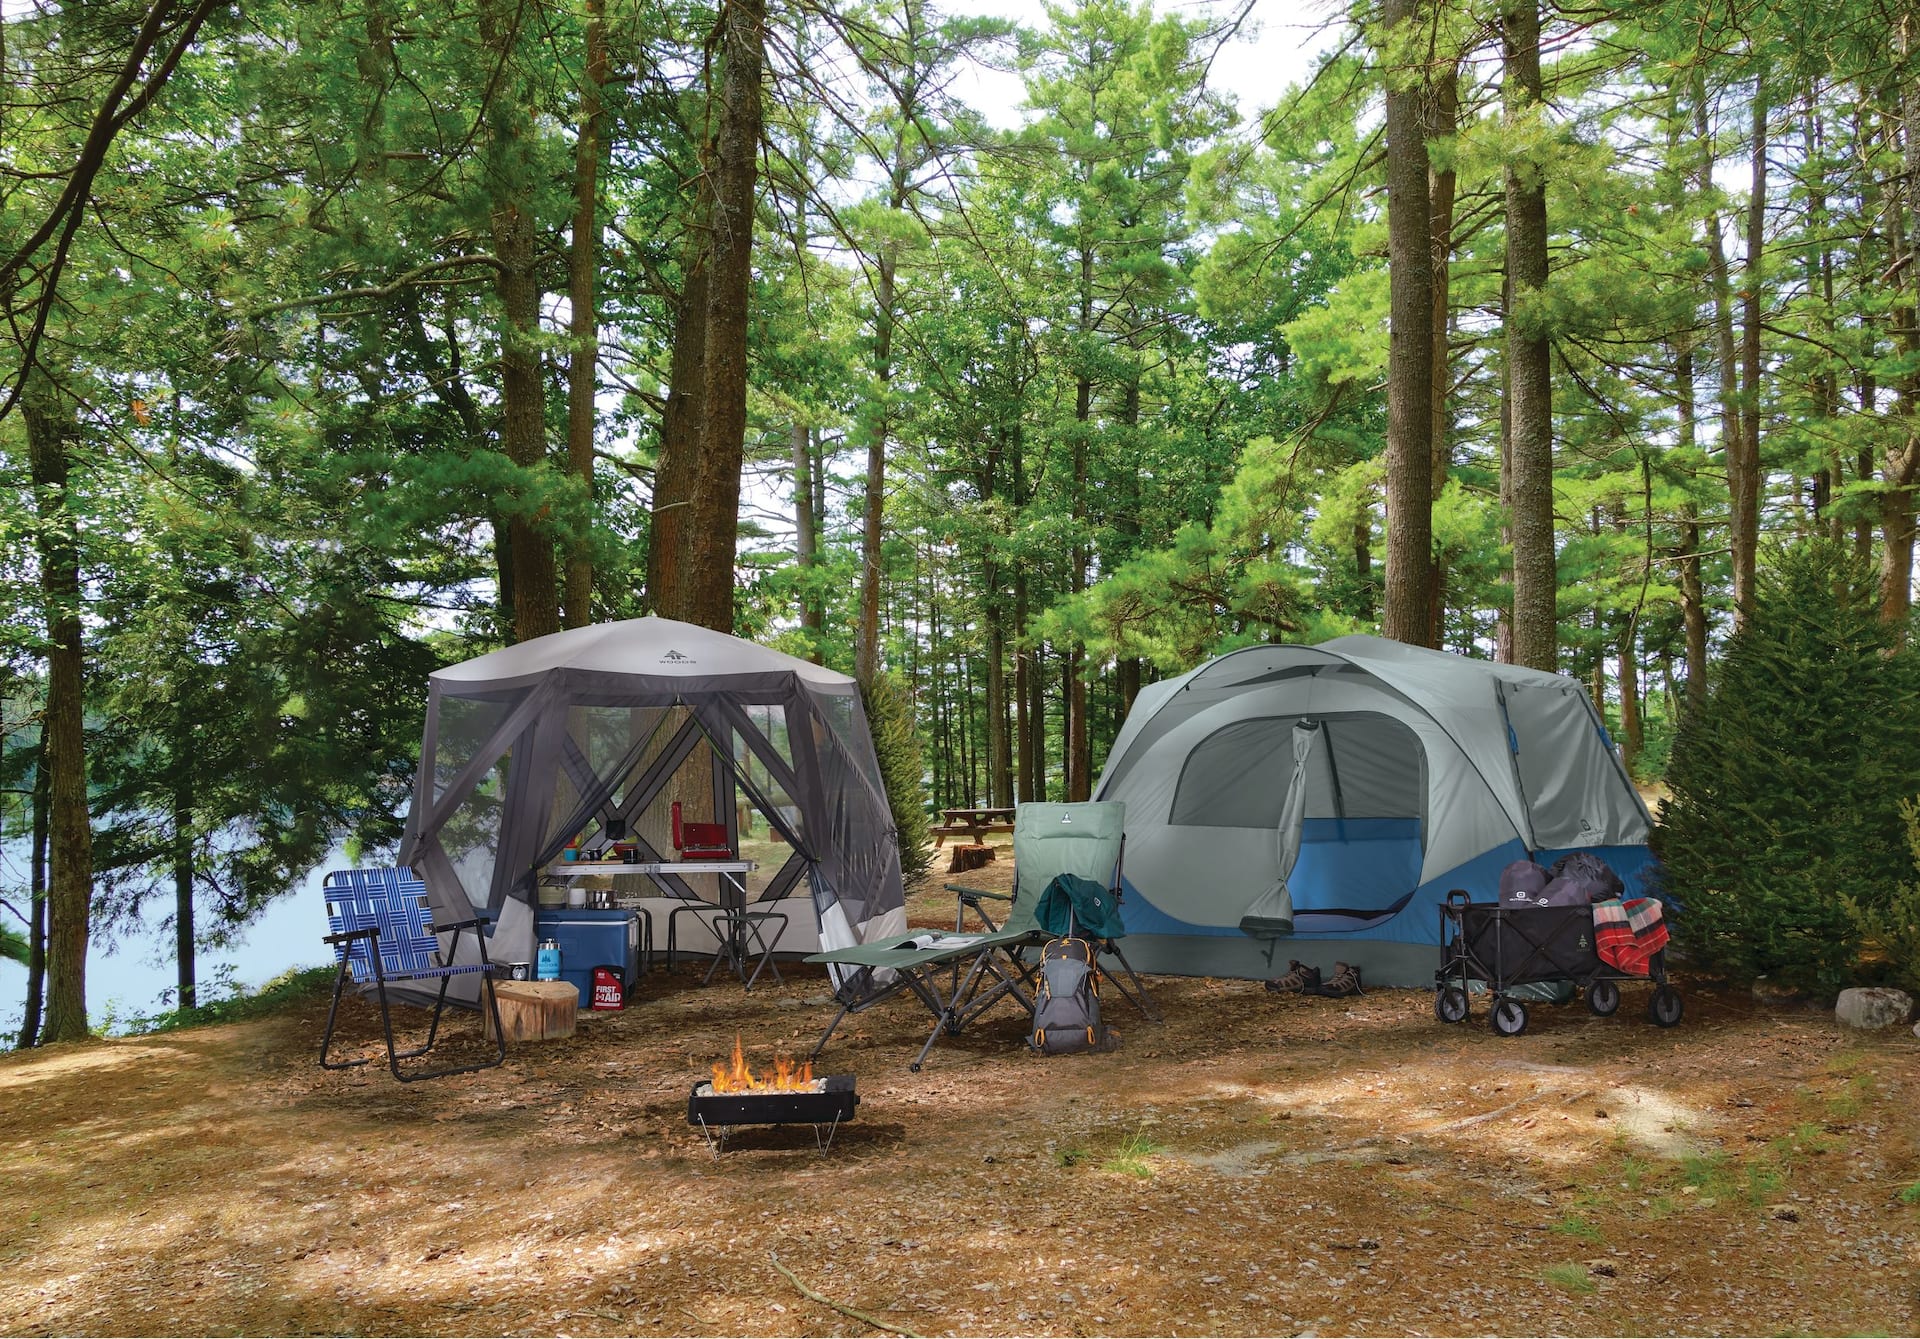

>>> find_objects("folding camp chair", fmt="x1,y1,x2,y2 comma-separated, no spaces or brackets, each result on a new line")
805,801,1157,1071
318,868,507,1083
957,801,1160,1023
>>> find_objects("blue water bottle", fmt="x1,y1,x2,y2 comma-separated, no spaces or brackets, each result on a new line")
536,938,561,981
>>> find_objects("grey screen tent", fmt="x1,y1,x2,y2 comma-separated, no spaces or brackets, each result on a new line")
396,618,908,982
1093,635,1654,987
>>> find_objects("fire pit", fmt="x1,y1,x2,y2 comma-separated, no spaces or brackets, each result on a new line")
687,1037,858,1154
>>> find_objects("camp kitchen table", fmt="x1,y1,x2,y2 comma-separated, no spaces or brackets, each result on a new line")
544,860,779,988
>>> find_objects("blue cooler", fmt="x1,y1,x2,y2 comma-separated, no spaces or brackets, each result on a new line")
534,909,642,1005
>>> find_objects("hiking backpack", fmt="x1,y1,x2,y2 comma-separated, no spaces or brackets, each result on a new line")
1031,936,1105,1055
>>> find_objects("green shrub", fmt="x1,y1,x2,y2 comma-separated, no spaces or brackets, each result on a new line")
1653,542,1920,994
861,671,932,882
1842,797,1920,996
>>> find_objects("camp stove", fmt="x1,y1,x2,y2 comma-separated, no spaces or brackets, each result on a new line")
687,1036,857,1154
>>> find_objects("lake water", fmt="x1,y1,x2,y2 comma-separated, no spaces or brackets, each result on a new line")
0,862,338,1041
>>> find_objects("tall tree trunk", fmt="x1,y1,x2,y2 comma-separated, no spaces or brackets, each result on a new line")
1698,84,1744,628
1617,620,1641,774
1067,366,1092,802
681,0,765,632
563,0,609,629
857,252,897,684
171,711,195,1012
792,422,822,654
1504,0,1556,670
649,223,710,616
1380,0,1436,645
1674,334,1709,716
25,388,93,1044
1885,47,1920,632
857,129,915,684
481,0,560,644
1428,57,1459,647
1731,75,1768,627
17,729,49,1049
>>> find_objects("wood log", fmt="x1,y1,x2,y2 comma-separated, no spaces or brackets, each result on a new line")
946,844,995,875
485,979,579,1043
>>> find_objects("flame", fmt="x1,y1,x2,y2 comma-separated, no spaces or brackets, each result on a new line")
709,1033,814,1093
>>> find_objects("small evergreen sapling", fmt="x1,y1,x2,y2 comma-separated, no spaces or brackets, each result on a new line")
1652,542,1920,994
860,671,932,882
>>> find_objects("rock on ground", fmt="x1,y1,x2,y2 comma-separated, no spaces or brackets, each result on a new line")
1834,987,1912,1030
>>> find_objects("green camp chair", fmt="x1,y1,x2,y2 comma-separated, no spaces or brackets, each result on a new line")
806,801,1157,1071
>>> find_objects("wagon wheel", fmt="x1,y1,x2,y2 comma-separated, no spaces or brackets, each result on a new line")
1646,984,1684,1028
1434,986,1469,1024
1586,979,1620,1016
1489,997,1528,1037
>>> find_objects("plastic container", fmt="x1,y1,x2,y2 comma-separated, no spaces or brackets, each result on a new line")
590,965,624,1010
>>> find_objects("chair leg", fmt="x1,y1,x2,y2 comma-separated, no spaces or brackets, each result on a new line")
809,1001,853,1062
1099,942,1162,1022
318,954,370,1070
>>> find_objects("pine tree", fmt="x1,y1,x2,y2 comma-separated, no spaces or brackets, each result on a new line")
1653,542,1920,992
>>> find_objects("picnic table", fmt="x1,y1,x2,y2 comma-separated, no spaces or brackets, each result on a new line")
930,805,1016,847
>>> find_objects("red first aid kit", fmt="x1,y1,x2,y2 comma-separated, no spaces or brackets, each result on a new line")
590,965,625,1010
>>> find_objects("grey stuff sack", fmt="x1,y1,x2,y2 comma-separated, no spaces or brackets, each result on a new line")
1031,937,1104,1055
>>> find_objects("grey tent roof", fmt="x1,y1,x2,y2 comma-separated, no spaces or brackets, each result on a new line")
433,616,857,693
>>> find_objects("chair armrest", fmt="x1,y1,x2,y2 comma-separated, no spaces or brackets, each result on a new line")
429,915,492,933
944,883,1008,903
323,927,379,947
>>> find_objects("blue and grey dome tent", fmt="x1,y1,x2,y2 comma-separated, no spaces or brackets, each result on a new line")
397,618,908,988
1094,635,1654,988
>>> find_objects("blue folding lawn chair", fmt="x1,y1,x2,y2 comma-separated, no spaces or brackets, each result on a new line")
318,868,507,1082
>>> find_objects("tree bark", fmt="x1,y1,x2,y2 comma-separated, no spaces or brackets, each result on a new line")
1503,0,1556,670
1697,84,1744,629
857,250,897,684
1428,57,1459,647
563,0,609,630
1674,334,1709,716
1067,365,1092,802
1885,44,1920,632
482,0,560,644
649,221,710,616
1381,0,1436,646
1731,75,1768,627
17,729,49,1049
1617,620,1641,775
172,711,195,1012
25,387,93,1044
681,0,765,632
791,422,822,653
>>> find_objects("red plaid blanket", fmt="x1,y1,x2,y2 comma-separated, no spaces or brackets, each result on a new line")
1591,897,1668,976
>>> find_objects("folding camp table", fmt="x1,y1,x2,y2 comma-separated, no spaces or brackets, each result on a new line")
546,859,777,987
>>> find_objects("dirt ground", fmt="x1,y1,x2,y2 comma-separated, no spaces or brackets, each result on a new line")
2,851,1917,1338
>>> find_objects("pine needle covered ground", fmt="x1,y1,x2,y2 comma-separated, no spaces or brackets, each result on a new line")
1,855,1915,1336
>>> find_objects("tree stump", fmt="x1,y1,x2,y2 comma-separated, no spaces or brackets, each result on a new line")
485,980,579,1043
947,844,995,875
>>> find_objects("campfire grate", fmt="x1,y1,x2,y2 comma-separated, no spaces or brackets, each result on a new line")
687,1074,857,1155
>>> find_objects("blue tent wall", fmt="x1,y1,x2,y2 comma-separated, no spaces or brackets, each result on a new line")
1121,845,1658,960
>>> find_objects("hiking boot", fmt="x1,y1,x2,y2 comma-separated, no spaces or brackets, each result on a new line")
1264,960,1320,994
1313,962,1364,997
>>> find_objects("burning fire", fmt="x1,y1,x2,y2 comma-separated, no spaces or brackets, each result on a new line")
709,1034,815,1093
